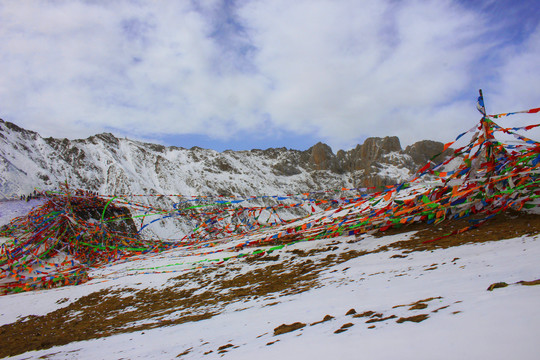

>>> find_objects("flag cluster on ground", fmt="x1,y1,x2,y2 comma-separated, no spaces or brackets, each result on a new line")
2,109,540,295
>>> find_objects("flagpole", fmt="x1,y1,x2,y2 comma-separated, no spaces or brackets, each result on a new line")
478,89,495,173
479,89,490,140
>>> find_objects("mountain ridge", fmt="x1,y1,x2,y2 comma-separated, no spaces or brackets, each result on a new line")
0,118,452,201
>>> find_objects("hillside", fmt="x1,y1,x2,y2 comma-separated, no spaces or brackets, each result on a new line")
1,111,540,359
0,118,450,200
0,202,539,359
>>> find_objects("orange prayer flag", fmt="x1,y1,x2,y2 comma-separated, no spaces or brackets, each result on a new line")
442,141,453,152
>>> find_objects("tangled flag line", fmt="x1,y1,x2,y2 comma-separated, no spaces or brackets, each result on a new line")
1,96,540,294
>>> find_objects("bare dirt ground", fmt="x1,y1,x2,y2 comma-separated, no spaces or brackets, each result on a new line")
1,210,540,358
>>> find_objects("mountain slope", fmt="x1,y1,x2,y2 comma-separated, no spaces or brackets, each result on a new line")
0,118,450,200
1,204,539,359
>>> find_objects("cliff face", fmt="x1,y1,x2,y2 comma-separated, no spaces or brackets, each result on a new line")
302,136,452,188
405,140,449,165
0,118,452,200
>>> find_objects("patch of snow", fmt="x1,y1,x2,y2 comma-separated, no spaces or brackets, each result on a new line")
1,233,539,359
0,199,45,227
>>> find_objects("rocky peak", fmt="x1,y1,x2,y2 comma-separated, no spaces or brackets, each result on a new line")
308,142,335,170
358,136,401,162
0,118,39,142
342,136,403,172
89,133,120,146
404,140,452,165
262,147,288,159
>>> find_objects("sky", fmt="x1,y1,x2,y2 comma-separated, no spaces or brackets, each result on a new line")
0,0,539,152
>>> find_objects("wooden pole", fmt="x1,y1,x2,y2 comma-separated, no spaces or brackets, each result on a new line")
478,89,495,175
479,89,494,141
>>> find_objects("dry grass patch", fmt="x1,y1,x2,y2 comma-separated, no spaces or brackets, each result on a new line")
375,210,540,253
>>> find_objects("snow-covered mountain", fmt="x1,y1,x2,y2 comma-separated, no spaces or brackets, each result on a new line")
0,118,450,200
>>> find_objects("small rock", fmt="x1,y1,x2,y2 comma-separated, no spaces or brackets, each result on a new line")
409,303,428,310
518,279,540,286
217,344,234,351
396,314,429,323
274,322,306,336
487,282,508,291
353,310,375,318
365,315,397,323
310,315,334,326
334,322,354,334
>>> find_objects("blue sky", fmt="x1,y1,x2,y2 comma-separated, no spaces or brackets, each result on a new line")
0,0,539,151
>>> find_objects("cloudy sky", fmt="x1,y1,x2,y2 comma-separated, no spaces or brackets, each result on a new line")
0,0,539,151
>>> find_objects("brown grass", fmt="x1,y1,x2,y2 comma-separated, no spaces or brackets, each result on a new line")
0,251,355,358
376,210,540,253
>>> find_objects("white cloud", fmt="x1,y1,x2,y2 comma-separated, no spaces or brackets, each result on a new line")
491,25,540,111
486,24,540,142
0,0,538,150
239,0,489,148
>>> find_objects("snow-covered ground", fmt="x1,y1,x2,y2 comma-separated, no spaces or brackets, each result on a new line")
1,200,539,359
0,199,44,227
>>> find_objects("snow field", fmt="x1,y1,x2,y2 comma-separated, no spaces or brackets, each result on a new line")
1,230,539,359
